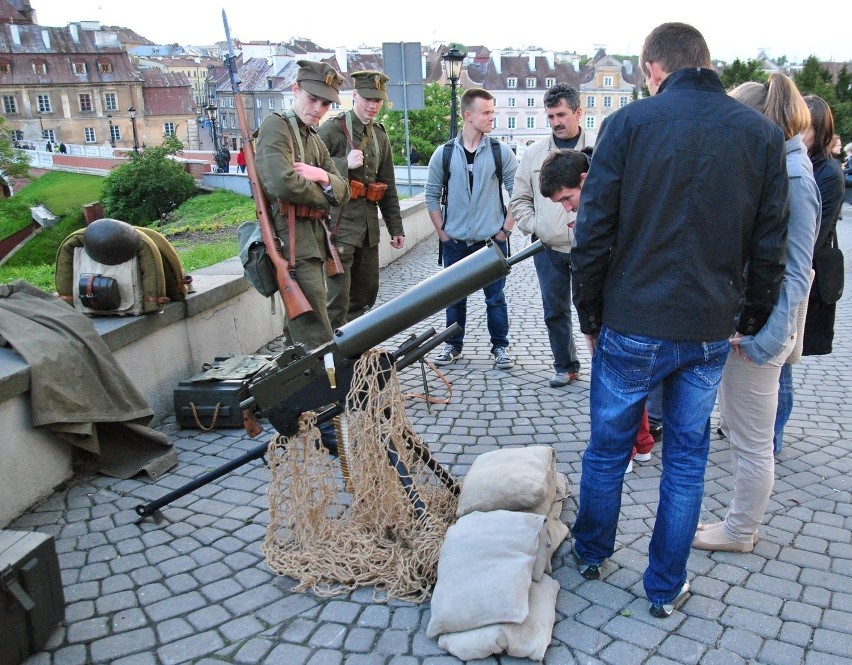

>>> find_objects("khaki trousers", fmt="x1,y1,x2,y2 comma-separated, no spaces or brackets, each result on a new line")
717,334,795,541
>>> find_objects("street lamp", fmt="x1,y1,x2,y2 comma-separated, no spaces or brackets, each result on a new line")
205,103,218,150
442,47,466,139
128,106,139,153
106,114,115,147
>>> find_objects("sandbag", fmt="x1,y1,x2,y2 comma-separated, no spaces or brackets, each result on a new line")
437,575,560,662
456,446,557,517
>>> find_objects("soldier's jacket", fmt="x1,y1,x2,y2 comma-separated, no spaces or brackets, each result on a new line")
318,111,404,248
254,111,350,260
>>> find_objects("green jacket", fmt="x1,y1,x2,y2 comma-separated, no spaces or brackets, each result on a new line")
254,111,350,260
318,111,403,247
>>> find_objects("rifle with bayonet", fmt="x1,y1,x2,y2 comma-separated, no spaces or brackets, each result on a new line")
134,240,544,520
222,9,311,321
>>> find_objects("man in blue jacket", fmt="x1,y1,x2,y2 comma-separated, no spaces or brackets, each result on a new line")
569,23,788,618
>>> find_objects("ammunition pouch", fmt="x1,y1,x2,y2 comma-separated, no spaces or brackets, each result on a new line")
349,179,366,199
365,181,388,202
78,274,121,311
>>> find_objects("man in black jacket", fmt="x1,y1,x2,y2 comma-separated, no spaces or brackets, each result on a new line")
569,22,788,618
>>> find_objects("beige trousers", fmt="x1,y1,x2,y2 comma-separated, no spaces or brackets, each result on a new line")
716,334,795,542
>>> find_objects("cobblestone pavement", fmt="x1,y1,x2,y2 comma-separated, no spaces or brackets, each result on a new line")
13,207,852,665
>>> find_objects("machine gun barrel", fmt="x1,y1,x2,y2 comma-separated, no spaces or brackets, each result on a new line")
336,240,542,358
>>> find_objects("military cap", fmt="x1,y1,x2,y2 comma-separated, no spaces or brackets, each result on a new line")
296,59,343,104
351,70,389,101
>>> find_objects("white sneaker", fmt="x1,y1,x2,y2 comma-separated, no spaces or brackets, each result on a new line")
634,452,652,463
625,459,634,474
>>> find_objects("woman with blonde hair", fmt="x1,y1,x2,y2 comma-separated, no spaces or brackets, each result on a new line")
693,73,820,552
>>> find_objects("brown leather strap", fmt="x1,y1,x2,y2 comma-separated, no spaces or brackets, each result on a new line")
339,114,368,152
319,217,344,276
83,274,95,299
286,203,297,268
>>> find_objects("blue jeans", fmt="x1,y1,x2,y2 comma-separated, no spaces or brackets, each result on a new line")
533,245,580,373
441,238,509,353
773,363,793,454
572,326,729,605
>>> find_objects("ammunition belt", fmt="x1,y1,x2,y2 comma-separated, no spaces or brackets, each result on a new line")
280,202,328,220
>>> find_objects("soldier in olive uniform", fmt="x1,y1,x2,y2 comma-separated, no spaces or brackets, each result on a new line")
318,70,405,331
254,60,350,351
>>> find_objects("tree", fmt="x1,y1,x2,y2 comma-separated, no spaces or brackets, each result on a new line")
794,56,852,142
719,58,767,89
101,137,197,224
0,116,31,181
376,82,455,165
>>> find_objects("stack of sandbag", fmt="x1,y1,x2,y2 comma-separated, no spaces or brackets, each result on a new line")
427,446,570,662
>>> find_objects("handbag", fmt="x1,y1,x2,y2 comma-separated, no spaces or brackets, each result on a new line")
812,232,844,305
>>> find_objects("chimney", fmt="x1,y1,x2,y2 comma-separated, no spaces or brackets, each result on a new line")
492,50,502,74
335,47,347,73
545,51,554,70
9,24,20,45
69,23,79,42
41,29,50,49
528,54,536,71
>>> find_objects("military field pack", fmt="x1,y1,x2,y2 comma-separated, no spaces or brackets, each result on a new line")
173,355,273,430
55,218,191,316
0,530,64,665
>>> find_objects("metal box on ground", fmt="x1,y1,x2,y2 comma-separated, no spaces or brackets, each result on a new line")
0,530,65,665
173,378,248,430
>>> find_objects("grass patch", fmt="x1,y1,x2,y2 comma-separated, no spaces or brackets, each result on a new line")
1,176,252,292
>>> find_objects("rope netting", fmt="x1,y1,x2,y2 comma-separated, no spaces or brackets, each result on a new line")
262,349,458,602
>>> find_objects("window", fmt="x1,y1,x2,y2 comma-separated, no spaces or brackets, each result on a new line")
104,93,118,111
545,77,555,88
256,98,261,109
164,122,176,137
268,98,275,110
220,98,226,108
13,129,23,141
79,93,93,112
229,98,234,108
586,96,595,108
84,127,96,143
527,97,535,107
585,116,596,130
492,117,498,129
603,75,613,87
603,96,612,108
331,101,340,110
508,97,516,107
3,95,17,114
42,129,56,142
231,115,236,129
526,116,535,129
99,62,112,73
110,125,121,143
526,77,536,88
507,77,517,88
620,96,629,108
0,62,10,74
33,61,47,75
507,116,517,130
73,62,87,74
37,94,52,113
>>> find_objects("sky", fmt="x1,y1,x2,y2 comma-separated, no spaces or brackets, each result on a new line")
29,0,852,64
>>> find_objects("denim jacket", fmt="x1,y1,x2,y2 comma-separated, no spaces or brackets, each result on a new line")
738,134,820,364
424,135,517,244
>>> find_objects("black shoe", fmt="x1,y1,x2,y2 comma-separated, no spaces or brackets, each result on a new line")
649,581,689,618
649,424,663,442
571,545,601,580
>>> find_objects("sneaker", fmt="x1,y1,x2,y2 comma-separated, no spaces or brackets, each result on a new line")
493,347,515,370
649,581,690,618
549,371,579,387
571,545,601,580
433,343,462,366
625,459,634,474
634,452,652,463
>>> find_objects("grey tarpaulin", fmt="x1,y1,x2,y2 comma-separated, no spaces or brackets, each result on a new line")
0,280,177,479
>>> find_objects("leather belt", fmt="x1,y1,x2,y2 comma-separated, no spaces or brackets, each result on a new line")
292,203,327,220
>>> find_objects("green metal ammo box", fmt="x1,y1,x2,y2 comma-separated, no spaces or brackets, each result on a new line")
0,530,65,665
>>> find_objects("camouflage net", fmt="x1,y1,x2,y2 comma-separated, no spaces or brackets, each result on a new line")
262,348,459,602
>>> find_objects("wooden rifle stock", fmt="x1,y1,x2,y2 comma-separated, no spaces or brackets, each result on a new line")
223,18,311,320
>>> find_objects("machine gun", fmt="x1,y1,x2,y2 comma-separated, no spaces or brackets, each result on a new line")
135,240,543,519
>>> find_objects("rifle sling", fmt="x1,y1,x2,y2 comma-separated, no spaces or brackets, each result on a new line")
286,202,297,269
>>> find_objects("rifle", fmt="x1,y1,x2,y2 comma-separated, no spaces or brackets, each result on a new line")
135,239,543,519
222,10,311,320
